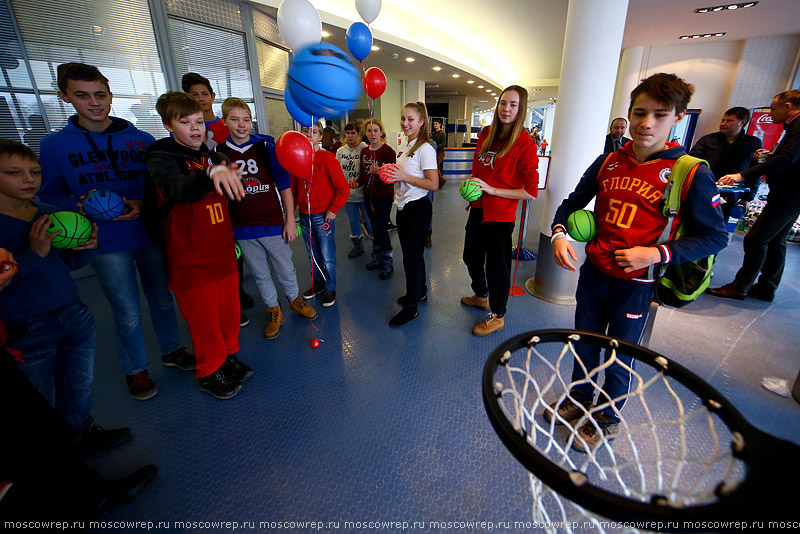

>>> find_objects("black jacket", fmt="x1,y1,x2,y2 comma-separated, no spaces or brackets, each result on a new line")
604,133,631,153
740,116,800,198
689,130,763,200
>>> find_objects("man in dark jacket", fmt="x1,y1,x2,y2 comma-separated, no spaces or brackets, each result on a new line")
708,90,800,302
690,106,763,220
603,117,631,153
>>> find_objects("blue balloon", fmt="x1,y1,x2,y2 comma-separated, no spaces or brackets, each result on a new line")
287,42,362,118
284,85,314,127
345,22,372,62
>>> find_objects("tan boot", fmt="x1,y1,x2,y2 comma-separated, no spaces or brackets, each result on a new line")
288,296,317,320
264,305,284,339
460,294,489,311
472,313,504,336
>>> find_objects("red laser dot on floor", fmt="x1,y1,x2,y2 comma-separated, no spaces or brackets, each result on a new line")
311,338,321,349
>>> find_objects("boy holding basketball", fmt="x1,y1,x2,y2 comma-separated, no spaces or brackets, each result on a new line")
143,92,251,400
215,97,316,340
0,139,133,454
38,62,190,401
547,73,727,451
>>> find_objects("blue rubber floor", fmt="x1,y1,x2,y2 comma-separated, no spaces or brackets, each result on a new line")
81,186,800,533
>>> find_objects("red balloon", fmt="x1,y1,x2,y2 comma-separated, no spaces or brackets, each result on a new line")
276,131,313,179
311,338,321,349
363,67,387,99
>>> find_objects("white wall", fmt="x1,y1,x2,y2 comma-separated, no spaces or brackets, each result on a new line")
612,40,744,140
729,34,800,110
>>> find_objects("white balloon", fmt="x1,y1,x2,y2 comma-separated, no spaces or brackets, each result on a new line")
355,0,381,24
277,0,322,52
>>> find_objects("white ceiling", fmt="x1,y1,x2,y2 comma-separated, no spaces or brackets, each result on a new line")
253,0,800,105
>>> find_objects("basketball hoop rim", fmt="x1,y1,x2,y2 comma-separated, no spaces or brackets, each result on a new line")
482,329,800,529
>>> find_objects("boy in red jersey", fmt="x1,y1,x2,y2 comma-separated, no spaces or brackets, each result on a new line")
293,121,350,308
546,73,727,451
143,92,252,400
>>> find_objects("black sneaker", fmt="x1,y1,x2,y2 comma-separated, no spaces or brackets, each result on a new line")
397,287,428,306
747,283,775,302
240,313,250,327
223,353,253,382
125,370,158,401
161,347,195,371
198,366,242,400
239,290,255,309
389,307,419,327
302,287,322,300
321,290,336,307
75,425,132,456
91,465,158,519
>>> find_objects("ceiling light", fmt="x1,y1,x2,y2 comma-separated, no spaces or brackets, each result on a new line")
680,32,726,39
490,92,496,96
405,57,415,62
478,99,489,103
477,85,484,89
467,80,474,84
432,66,441,71
452,74,460,78
371,45,380,51
321,30,330,37
485,89,491,93
695,2,758,13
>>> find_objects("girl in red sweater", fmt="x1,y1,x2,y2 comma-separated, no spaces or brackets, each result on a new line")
292,121,350,308
358,118,397,279
461,85,539,336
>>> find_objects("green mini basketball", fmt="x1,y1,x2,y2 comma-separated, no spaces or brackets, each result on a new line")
46,211,92,249
567,209,598,242
460,179,483,202
235,242,242,259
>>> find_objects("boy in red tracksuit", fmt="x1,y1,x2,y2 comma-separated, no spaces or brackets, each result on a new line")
143,92,252,400
292,121,350,308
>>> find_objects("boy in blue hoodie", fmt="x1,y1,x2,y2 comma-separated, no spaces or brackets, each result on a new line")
215,98,316,340
546,73,728,452
0,139,132,454
38,63,192,401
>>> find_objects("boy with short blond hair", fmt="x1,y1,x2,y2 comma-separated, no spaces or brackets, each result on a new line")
143,92,251,400
215,97,316,340
547,73,727,451
0,139,132,453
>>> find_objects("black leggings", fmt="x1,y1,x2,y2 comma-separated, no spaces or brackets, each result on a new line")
462,207,514,316
396,196,432,307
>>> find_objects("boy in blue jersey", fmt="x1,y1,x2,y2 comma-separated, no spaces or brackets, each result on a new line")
39,63,191,401
0,139,132,454
547,73,728,451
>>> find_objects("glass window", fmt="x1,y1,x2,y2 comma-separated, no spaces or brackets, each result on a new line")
169,17,255,123
10,0,168,139
265,96,294,137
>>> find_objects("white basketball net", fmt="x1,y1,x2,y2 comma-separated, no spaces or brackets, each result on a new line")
493,334,746,534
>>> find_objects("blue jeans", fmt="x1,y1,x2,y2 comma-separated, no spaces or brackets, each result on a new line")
300,212,337,292
91,244,180,375
5,299,96,437
427,191,434,232
344,201,373,238
571,262,654,423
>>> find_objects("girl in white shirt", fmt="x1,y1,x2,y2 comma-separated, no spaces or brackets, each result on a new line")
381,102,439,326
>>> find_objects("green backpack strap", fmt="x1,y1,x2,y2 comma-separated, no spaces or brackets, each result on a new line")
648,155,708,280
